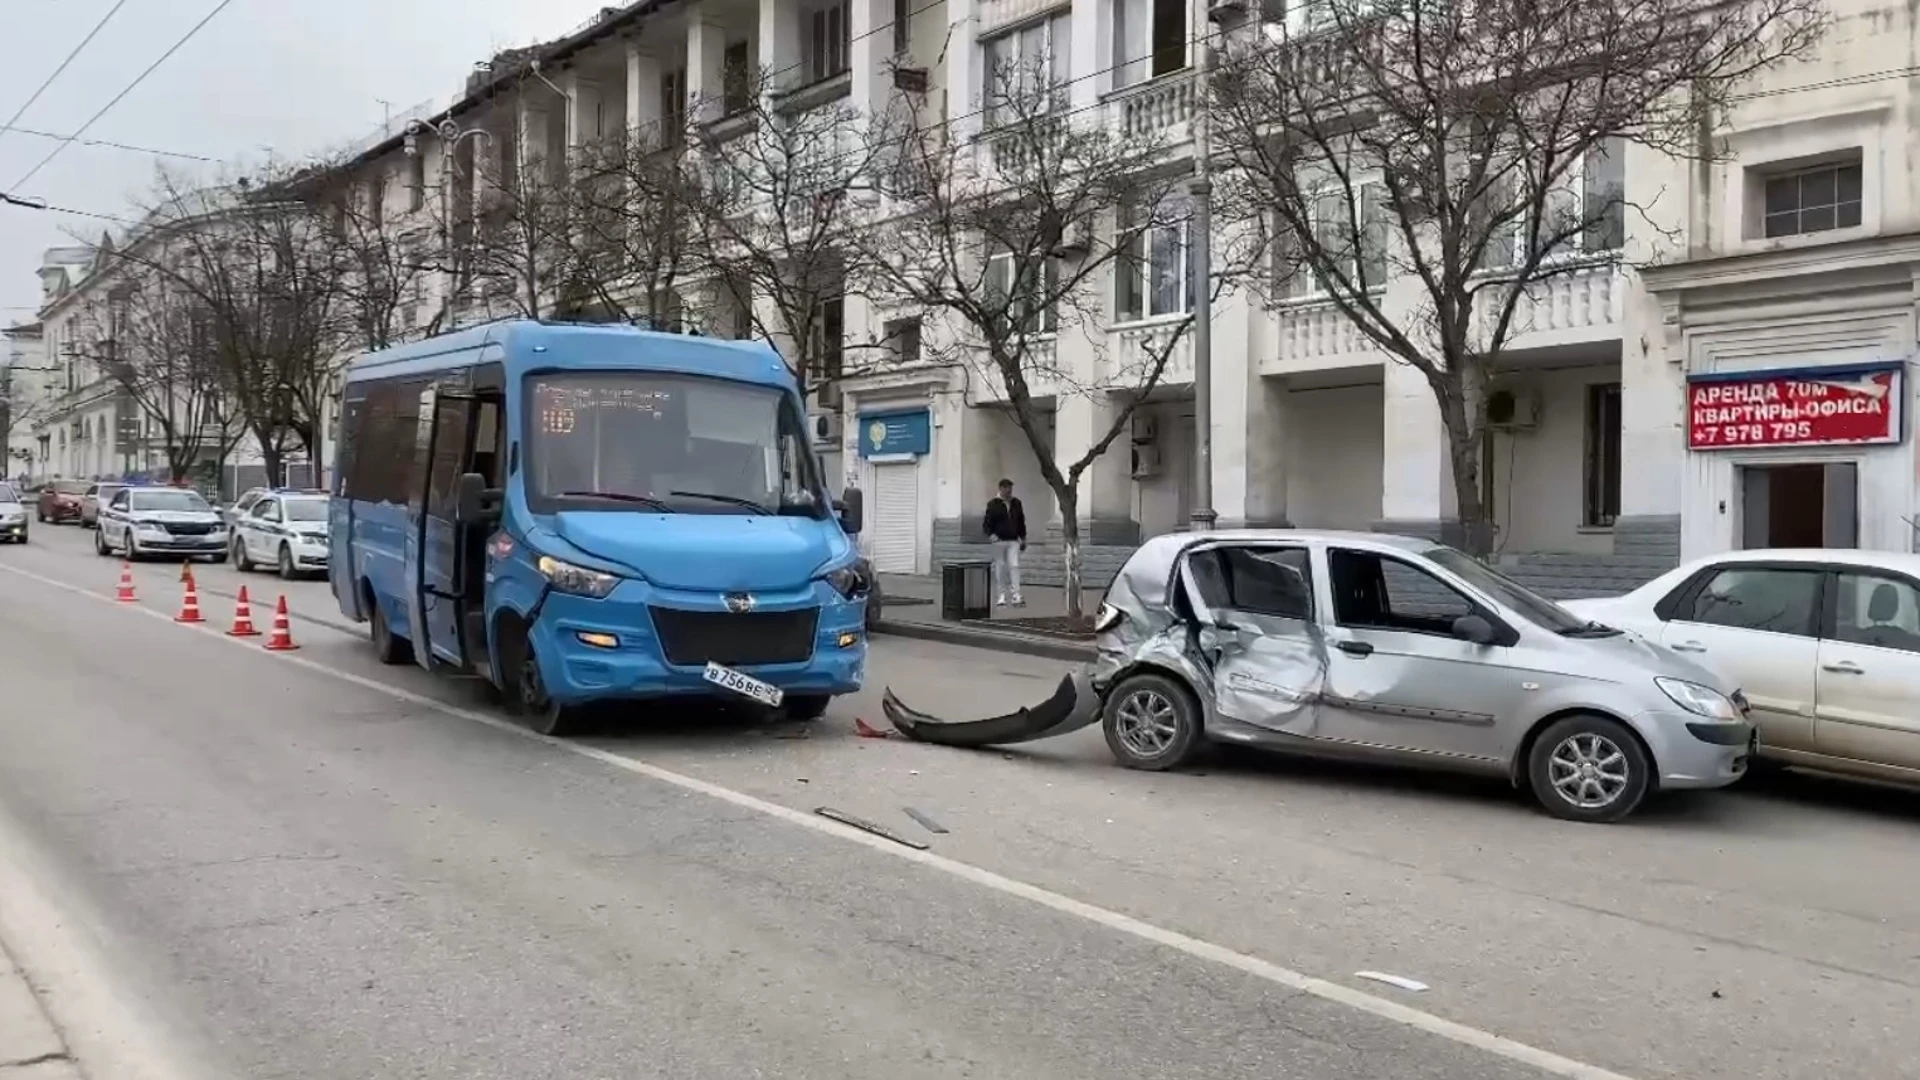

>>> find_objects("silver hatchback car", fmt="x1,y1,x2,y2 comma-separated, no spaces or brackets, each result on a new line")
886,531,1755,823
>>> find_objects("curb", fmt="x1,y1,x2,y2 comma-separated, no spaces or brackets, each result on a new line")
871,617,1094,662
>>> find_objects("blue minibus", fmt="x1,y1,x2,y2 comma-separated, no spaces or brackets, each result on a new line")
329,320,869,735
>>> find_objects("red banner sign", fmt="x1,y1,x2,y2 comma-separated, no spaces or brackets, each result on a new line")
1687,366,1904,449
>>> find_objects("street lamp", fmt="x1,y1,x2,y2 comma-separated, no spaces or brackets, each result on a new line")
1188,0,1249,530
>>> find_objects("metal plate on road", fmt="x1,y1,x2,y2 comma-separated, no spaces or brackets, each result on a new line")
704,661,784,707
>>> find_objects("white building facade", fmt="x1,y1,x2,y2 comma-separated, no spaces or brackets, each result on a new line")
318,0,1917,593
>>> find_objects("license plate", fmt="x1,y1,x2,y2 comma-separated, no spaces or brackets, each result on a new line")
704,661,784,707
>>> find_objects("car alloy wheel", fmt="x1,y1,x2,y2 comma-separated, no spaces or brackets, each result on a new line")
1548,733,1631,810
1101,672,1202,771
1114,688,1179,758
1527,714,1651,823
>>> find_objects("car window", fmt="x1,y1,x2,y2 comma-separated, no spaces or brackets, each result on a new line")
1187,546,1313,620
129,489,211,512
54,480,86,495
1832,571,1920,654
236,491,264,512
84,484,99,497
109,491,129,510
1682,567,1821,637
1329,548,1475,635
252,499,281,521
283,498,327,522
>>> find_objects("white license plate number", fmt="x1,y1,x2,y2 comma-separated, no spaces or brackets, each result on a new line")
703,662,784,707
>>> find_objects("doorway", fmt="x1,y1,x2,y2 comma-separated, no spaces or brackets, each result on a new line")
1739,462,1857,549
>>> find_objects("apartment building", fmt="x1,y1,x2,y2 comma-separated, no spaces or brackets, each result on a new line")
328,0,1918,593
2,319,49,483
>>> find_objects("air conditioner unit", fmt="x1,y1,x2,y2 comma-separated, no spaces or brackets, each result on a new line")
1486,387,1540,431
1131,412,1159,444
812,414,841,443
1131,442,1164,478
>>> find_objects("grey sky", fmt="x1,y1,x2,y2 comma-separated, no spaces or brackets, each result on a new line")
1,0,621,323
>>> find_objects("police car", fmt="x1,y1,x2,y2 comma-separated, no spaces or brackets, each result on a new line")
95,485,228,562
230,489,330,579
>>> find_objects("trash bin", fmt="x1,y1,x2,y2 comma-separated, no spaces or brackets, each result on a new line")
941,561,992,622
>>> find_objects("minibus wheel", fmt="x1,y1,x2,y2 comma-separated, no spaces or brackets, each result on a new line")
514,643,577,737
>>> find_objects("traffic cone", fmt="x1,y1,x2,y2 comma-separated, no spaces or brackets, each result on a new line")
179,561,193,584
115,562,136,603
174,571,205,624
226,585,261,637
263,595,299,651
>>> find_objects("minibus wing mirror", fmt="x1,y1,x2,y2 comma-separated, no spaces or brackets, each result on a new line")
454,472,503,525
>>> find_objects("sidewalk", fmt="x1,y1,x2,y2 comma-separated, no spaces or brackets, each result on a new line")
0,942,78,1079
873,573,1095,661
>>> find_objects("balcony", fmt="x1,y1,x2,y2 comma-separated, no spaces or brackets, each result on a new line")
1105,73,1197,143
1106,317,1194,389
1472,259,1625,353
1261,297,1386,376
972,336,1060,403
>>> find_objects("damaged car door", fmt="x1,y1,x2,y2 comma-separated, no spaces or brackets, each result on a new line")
1180,544,1330,739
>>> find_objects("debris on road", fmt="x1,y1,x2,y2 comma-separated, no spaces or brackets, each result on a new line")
902,806,948,834
813,806,929,850
853,717,892,739
1354,971,1429,993
880,672,1098,748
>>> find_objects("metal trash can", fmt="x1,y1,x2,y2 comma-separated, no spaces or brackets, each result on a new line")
941,561,992,622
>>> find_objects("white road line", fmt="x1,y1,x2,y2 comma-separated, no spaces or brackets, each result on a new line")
0,561,1638,1080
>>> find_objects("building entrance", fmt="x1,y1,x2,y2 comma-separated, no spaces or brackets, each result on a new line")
1739,462,1857,549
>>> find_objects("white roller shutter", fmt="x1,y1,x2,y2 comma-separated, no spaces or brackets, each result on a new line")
869,462,919,573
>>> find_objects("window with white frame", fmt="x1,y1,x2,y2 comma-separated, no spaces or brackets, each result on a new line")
1112,0,1190,88
1483,137,1626,268
805,1,850,84
983,14,1071,128
1759,156,1862,238
1116,195,1192,321
986,252,1061,335
660,68,688,144
1274,182,1388,299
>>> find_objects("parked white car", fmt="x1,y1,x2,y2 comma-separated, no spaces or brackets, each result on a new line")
1563,549,1920,787
231,491,329,579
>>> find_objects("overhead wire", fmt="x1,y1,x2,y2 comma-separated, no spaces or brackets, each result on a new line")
10,0,239,192
0,0,136,152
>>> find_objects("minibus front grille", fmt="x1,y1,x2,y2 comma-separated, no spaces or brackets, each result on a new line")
649,606,819,667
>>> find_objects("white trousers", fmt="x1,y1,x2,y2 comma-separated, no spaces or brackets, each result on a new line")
991,539,1023,603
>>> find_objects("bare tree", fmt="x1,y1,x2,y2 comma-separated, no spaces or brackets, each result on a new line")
310,161,454,352
1210,0,1825,555
68,265,235,483
454,125,587,323
862,64,1236,619
689,70,895,404
565,122,708,329
114,170,347,485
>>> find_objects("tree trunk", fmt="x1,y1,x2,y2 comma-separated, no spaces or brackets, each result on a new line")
1055,485,1084,622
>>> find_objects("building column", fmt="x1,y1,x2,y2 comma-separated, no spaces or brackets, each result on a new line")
516,96,555,185
1210,284,1287,529
758,0,800,88
944,0,980,140
1055,393,1139,544
686,16,729,124
563,73,603,148
626,41,663,141
1376,360,1460,543
849,0,893,114
932,387,998,558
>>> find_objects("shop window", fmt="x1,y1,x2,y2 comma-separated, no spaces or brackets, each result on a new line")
1752,154,1862,239
1582,382,1620,527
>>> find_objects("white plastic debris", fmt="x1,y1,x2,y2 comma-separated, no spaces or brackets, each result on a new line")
1354,971,1429,992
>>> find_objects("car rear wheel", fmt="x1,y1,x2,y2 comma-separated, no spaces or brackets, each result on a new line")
1527,714,1651,823
233,537,253,572
1102,672,1203,771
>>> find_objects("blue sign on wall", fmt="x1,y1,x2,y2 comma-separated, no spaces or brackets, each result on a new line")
857,409,932,457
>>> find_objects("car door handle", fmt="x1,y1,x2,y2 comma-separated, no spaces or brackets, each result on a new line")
1822,661,1863,674
1671,641,1708,652
1336,640,1374,657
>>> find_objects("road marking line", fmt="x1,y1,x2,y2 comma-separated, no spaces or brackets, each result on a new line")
0,561,1638,1080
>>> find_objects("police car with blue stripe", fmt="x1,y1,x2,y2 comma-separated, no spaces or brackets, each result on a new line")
231,489,329,579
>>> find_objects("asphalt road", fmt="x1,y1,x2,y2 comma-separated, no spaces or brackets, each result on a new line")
3,524,1919,1080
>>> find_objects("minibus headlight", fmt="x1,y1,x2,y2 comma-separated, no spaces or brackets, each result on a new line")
823,563,868,599
536,554,620,599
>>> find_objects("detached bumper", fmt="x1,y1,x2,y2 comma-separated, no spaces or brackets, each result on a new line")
882,669,1100,747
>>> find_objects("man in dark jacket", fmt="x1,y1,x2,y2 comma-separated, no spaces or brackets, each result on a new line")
982,478,1027,607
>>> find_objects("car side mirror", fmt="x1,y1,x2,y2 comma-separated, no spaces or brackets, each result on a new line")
1452,613,1497,646
837,499,862,534
454,472,502,525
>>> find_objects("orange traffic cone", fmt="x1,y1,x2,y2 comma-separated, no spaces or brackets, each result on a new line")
226,585,261,637
263,595,299,651
115,562,137,602
174,571,205,624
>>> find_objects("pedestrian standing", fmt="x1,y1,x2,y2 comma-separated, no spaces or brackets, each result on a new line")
982,478,1027,607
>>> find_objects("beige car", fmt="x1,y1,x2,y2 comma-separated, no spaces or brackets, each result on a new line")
1564,549,1920,788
